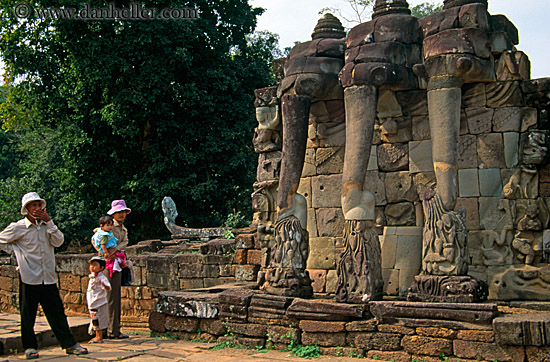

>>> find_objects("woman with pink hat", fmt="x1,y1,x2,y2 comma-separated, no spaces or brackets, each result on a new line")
104,199,131,339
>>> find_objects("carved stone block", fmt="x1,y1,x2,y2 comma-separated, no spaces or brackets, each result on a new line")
477,134,506,169
479,197,507,230
412,115,430,141
409,140,434,174
458,3,489,31
521,108,538,132
479,168,503,197
311,174,342,208
486,81,524,108
455,197,480,231
493,107,521,132
488,265,550,301
397,90,428,117
257,152,282,182
465,107,493,134
458,135,478,169
490,32,515,54
489,14,519,45
462,83,487,108
423,28,491,59
385,171,418,203
503,132,519,169
458,169,480,197
364,171,387,206
385,202,415,226
316,208,345,237
373,14,423,45
302,149,316,177
316,147,344,175
495,51,530,82
377,143,409,172
413,172,436,198
468,231,484,266
352,42,422,68
380,118,413,143
382,269,399,296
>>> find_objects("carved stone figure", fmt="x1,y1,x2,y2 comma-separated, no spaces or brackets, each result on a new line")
481,229,513,266
161,197,228,239
263,14,346,297
408,0,495,302
336,0,423,302
254,87,281,153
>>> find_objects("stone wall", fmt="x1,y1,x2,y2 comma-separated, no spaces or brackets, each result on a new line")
0,234,261,326
152,285,550,362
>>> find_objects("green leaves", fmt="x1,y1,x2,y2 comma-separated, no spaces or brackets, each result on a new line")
0,0,277,244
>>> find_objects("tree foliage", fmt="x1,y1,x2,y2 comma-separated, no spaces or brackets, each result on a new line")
0,0,278,244
410,2,443,18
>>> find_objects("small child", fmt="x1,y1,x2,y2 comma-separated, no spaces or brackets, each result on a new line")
87,256,111,343
92,215,127,277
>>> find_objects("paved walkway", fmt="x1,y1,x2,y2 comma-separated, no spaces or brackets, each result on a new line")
0,313,377,361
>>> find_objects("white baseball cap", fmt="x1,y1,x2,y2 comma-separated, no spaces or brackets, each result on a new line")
21,192,46,215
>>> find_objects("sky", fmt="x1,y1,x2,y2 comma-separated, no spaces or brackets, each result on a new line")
250,0,550,79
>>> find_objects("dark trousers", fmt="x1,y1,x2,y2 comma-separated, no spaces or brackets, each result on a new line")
19,280,76,350
106,270,121,337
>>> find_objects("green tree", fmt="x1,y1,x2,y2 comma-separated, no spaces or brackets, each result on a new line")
0,0,277,244
410,1,443,18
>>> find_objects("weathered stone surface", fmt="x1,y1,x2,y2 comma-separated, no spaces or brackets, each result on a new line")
257,151,282,182
462,83,487,107
378,324,415,335
315,208,344,237
526,346,550,362
401,335,453,356
380,118,413,144
226,322,267,337
307,237,336,269
165,316,199,333
302,331,345,347
494,313,550,346
199,319,226,336
364,171,387,206
325,269,337,294
412,115,430,141
385,203,415,226
416,327,458,339
367,350,411,362
465,107,493,134
382,269,399,295
315,147,344,175
370,301,498,324
385,171,418,203
352,332,402,351
267,325,300,344
346,319,378,332
493,107,522,132
457,135,478,169
148,311,166,333
479,168,503,196
457,329,494,342
287,298,365,321
454,340,524,361
423,28,491,59
458,169,480,197
408,140,434,174
299,320,346,333
308,269,326,293
312,174,342,208
478,197,507,230
486,81,524,108
477,133,506,169
503,132,519,168
56,254,89,276
454,198,480,231
235,234,255,250
377,143,409,172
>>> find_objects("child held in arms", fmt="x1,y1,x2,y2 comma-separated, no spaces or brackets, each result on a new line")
92,216,127,277
87,256,111,343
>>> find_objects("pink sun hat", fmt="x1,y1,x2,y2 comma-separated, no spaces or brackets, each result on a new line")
107,199,131,215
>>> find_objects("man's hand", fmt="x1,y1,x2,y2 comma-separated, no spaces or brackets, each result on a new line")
31,208,51,223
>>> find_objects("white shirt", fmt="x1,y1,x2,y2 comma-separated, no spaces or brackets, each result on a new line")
0,218,64,285
87,273,111,309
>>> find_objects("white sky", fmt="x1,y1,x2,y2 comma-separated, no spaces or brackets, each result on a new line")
250,0,550,79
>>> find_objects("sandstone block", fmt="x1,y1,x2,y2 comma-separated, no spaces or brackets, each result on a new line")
298,176,312,208
458,169,480,197
381,233,397,269
409,140,434,174
227,322,267,337
493,314,550,346
233,249,247,265
454,198,480,231
378,143,409,172
385,171,418,203
385,203,415,226
378,324,415,335
307,207,318,238
0,276,13,292
59,273,81,292
315,208,344,237
165,316,199,333
286,299,365,321
503,132,519,169
526,346,550,362
364,171,387,206
148,311,166,333
199,319,226,336
493,107,522,132
316,147,344,175
479,168,503,196
307,237,336,270
477,133,506,169
412,115,430,141
462,83,487,108
346,320,378,332
267,325,300,344
486,81,523,108
235,265,259,282
367,350,410,362
458,135,478,169
178,264,203,279
465,107,493,134
382,269,399,296
179,279,204,290
235,234,255,249
312,174,342,208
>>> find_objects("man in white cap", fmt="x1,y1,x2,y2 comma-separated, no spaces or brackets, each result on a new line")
0,192,88,359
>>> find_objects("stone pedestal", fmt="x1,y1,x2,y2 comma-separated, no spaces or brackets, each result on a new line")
407,275,488,303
